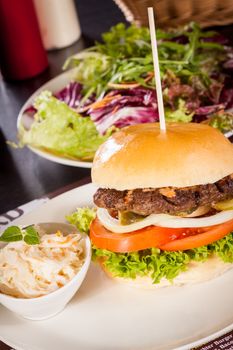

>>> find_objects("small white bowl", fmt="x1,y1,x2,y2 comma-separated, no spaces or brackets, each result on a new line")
0,223,91,320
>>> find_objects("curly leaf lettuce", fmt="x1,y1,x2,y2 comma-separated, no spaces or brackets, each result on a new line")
66,207,96,234
209,112,233,133
67,208,233,284
92,236,233,284
19,91,108,161
165,99,194,123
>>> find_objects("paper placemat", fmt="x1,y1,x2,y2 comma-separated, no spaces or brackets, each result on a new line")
0,198,49,230
194,331,233,349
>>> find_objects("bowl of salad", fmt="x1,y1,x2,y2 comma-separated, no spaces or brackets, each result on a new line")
17,23,233,167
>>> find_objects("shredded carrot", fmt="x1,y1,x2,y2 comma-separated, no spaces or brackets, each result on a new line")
111,105,120,114
107,72,154,89
77,94,122,113
108,82,140,89
89,94,122,110
77,72,154,112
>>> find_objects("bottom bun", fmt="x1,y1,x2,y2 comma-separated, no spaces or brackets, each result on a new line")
100,256,233,289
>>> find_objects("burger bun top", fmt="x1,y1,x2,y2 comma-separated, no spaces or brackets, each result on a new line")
92,123,233,190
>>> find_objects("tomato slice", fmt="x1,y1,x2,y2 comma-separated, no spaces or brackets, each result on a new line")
90,218,184,253
90,218,233,253
159,219,233,251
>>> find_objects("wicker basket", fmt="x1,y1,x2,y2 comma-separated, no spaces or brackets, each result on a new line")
114,0,233,28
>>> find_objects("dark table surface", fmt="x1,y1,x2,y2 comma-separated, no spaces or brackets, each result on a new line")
0,1,233,349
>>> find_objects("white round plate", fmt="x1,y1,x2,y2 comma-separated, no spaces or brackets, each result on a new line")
1,183,233,350
17,68,233,169
17,69,92,168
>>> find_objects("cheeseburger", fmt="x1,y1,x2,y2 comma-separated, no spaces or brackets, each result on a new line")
90,123,233,288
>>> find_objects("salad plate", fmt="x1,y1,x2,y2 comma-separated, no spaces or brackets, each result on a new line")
1,183,233,350
17,66,233,169
17,69,92,168
17,23,233,167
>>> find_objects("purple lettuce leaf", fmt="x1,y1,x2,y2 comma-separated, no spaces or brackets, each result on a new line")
92,106,159,134
195,104,225,116
220,88,233,109
223,59,233,70
89,87,158,133
202,34,229,45
24,82,92,114
55,82,83,108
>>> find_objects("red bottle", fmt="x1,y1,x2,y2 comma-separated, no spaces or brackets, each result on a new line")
0,0,48,80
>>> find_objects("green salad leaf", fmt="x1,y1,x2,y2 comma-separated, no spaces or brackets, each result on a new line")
165,99,194,123
66,207,96,233
97,23,151,58
209,112,233,133
63,52,111,97
19,91,108,161
64,22,227,100
0,225,40,245
67,207,233,284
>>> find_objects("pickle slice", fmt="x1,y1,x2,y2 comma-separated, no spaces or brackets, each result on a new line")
119,211,146,225
212,199,233,211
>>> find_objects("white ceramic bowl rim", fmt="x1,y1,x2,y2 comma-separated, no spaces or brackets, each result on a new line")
0,229,91,303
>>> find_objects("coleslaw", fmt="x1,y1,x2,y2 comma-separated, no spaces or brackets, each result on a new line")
0,231,85,298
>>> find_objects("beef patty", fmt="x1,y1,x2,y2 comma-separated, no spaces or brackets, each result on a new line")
94,174,233,216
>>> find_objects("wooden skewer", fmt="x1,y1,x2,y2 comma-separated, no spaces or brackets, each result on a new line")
148,7,166,132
